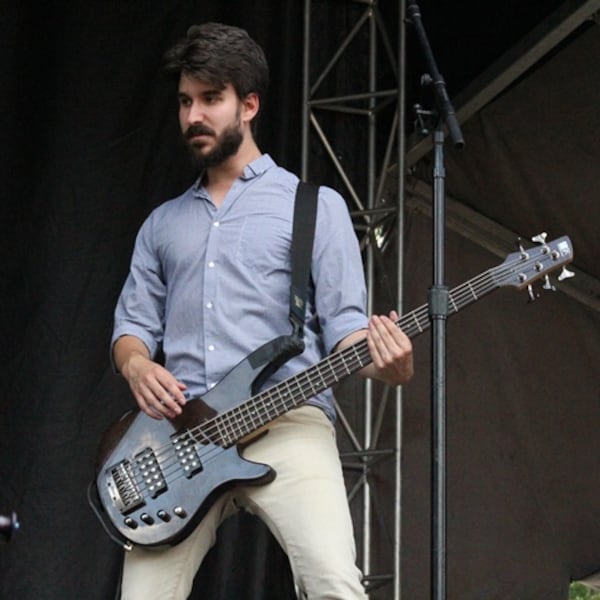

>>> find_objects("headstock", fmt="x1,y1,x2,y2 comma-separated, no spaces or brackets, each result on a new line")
494,233,574,299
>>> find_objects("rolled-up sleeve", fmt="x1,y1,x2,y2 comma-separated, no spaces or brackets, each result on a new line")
311,186,369,354
111,212,166,363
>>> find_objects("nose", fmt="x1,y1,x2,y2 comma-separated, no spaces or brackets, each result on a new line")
182,100,205,127
190,100,206,123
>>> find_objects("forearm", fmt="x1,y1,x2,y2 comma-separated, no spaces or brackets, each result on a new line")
112,335,151,380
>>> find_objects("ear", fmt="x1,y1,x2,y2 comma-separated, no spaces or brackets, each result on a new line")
241,92,260,125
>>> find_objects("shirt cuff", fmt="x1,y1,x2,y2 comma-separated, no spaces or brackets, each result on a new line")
323,313,369,355
110,323,158,373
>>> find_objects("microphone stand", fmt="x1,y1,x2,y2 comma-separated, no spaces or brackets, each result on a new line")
405,2,464,599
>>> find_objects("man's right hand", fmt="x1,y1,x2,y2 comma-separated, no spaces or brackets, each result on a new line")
113,336,187,420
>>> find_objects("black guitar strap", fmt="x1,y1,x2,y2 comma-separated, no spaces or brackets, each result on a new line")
289,181,319,341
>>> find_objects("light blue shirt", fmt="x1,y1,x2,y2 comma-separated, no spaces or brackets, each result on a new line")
112,154,368,421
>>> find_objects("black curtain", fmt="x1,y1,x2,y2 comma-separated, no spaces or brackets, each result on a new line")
0,2,304,598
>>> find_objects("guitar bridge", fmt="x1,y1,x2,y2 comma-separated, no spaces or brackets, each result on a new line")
107,459,145,514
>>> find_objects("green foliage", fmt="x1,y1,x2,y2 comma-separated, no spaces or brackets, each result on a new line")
569,582,600,600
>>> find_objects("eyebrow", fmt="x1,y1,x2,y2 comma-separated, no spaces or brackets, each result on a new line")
177,87,223,98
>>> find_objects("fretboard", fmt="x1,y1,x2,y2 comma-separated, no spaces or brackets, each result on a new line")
203,265,503,447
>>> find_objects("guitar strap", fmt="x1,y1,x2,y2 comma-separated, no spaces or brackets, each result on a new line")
289,181,319,341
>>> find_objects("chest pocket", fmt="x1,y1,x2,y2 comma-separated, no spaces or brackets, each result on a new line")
235,214,291,276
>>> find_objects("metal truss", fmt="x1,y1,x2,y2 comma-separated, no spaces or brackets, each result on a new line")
301,2,406,598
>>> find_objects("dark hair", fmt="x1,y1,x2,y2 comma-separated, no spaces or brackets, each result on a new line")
163,22,269,130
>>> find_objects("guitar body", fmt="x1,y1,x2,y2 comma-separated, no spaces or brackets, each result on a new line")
92,335,305,548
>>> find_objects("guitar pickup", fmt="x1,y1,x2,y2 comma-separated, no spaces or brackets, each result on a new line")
171,430,203,479
136,448,168,499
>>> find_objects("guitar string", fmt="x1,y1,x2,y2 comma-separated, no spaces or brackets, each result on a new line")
119,250,563,497
124,276,476,485
157,261,510,456
123,255,543,494
125,256,537,494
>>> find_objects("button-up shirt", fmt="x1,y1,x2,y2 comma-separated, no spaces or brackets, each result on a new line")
112,154,368,421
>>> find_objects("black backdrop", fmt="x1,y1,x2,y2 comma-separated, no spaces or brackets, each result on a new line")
2,2,600,600
0,2,304,598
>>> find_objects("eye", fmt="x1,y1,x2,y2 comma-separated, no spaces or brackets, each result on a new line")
204,93,220,104
178,95,192,107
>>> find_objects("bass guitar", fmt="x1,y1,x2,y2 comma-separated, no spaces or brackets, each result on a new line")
89,234,574,549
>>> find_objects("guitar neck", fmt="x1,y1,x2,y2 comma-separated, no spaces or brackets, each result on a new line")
212,266,501,445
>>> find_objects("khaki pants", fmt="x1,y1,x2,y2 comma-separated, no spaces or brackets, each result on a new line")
120,405,367,600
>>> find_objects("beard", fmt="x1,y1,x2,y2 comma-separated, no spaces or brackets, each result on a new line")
183,118,244,171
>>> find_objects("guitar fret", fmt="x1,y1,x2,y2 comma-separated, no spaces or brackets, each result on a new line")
448,293,458,313
294,378,304,402
222,410,238,445
213,414,225,445
214,415,229,446
268,383,287,417
266,392,278,419
298,372,313,400
257,392,271,421
284,379,294,408
293,375,305,402
467,281,478,300
242,404,258,437
302,376,319,400
339,352,349,374
327,360,340,383
244,408,255,432
317,365,329,390
350,344,365,369
230,408,245,441
412,311,424,333
214,417,227,446
271,386,284,411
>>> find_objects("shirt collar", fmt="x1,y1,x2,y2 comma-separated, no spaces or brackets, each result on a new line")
241,153,275,179
192,154,275,199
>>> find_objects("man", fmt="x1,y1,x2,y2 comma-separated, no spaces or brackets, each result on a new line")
112,22,413,599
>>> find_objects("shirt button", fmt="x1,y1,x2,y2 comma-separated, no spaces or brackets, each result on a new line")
206,302,213,309
213,221,220,227
208,344,215,352
209,382,216,389
208,261,215,268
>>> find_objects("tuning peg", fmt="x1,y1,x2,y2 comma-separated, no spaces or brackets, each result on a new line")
516,237,529,259
531,232,548,244
557,266,575,281
542,275,556,292
527,284,539,302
